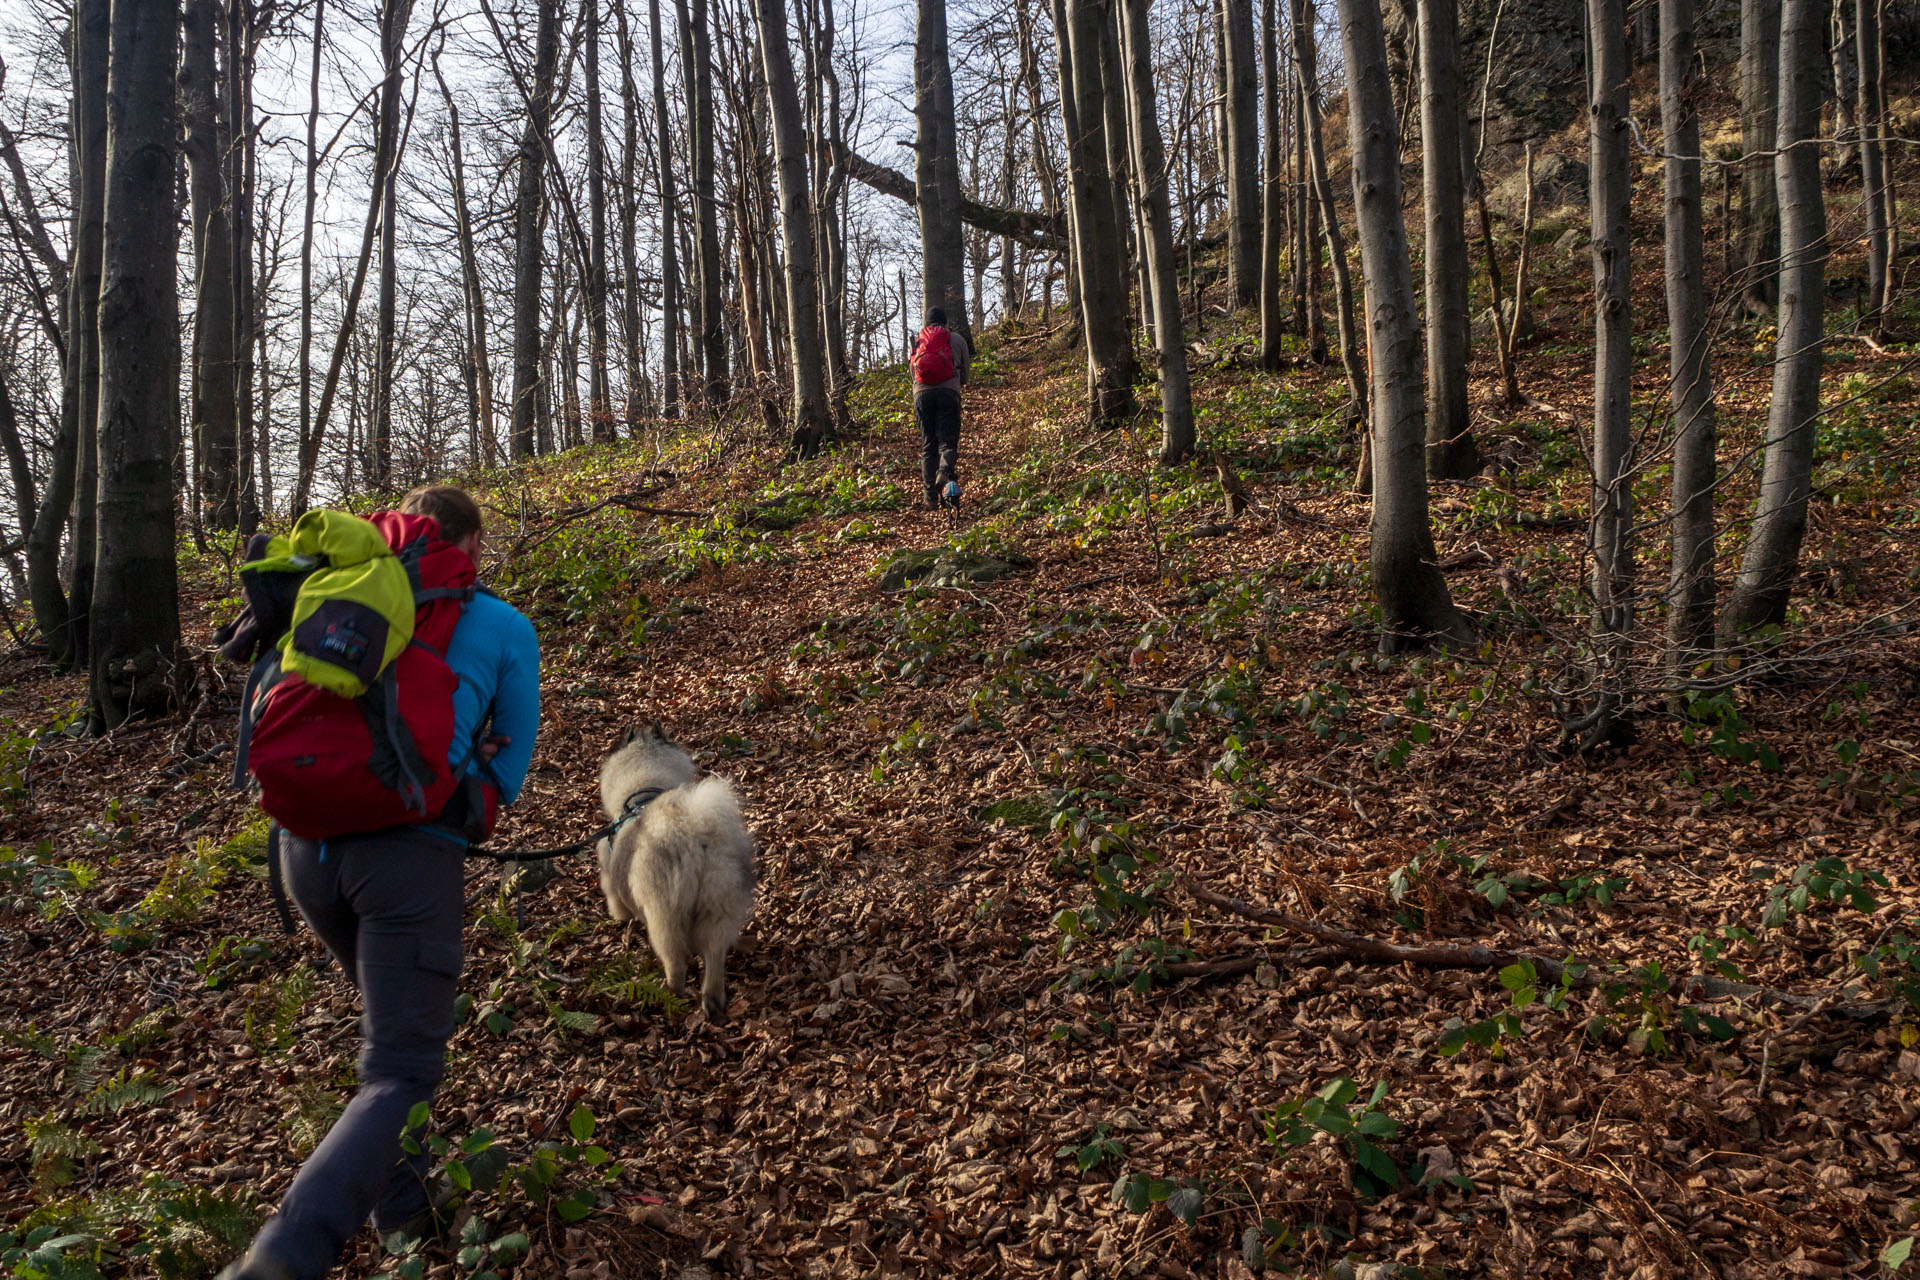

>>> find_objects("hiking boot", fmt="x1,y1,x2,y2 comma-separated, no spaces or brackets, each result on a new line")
925,488,942,510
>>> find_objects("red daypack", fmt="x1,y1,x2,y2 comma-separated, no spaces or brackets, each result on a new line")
911,325,955,385
230,512,491,841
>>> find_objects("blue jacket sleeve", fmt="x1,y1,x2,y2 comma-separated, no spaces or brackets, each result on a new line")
485,609,542,805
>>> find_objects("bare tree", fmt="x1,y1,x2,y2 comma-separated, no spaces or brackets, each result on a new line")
1258,0,1284,369
916,0,970,344
90,0,183,728
1417,0,1477,479
1661,0,1717,669
1117,0,1193,462
1221,0,1259,309
582,0,613,441
1061,0,1135,429
433,52,496,466
1738,0,1779,313
1334,0,1470,650
512,0,561,459
1855,0,1890,335
1724,0,1826,636
753,0,833,456
1294,0,1365,443
1585,0,1633,745
181,0,238,528
61,0,111,666
646,0,681,420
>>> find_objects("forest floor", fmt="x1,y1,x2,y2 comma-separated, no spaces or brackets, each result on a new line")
6,147,1920,1280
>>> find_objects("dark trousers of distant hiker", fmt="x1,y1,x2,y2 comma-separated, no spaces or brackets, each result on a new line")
248,825,464,1280
916,388,962,503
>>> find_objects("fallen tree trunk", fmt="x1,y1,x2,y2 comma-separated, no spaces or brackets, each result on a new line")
836,143,1066,250
1186,881,1893,1024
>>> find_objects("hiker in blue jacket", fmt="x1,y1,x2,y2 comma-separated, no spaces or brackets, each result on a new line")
221,486,541,1280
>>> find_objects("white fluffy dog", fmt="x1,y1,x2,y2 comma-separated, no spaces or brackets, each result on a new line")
596,722,756,1019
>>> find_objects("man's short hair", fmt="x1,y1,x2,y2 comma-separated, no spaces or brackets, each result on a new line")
928,307,947,327
400,485,484,546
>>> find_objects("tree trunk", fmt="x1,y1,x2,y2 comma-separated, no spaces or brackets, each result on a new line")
684,0,728,405
1222,0,1260,309
1587,0,1634,743
583,0,614,442
916,0,971,346
434,55,496,467
1723,0,1826,637
1661,0,1717,669
181,0,238,529
1417,0,1478,479
1258,0,1285,369
294,0,324,510
1738,0,1780,313
1118,0,1194,463
60,0,110,668
613,0,646,432
1334,0,1470,651
1295,0,1365,433
1063,0,1136,429
370,0,407,488
512,0,560,459
224,0,258,532
754,0,834,457
1855,0,1890,335
91,0,183,729
647,0,681,420
1049,0,1086,341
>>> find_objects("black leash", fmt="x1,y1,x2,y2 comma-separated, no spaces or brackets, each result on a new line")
465,786,666,863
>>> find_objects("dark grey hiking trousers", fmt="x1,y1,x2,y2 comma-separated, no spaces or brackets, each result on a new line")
916,388,962,498
248,825,466,1280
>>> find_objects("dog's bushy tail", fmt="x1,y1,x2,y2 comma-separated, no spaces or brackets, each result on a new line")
678,776,744,834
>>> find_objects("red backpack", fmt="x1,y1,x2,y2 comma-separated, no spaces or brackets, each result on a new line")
911,325,955,385
222,512,493,842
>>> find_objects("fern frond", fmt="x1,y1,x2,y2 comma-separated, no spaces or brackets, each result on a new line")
77,1068,168,1116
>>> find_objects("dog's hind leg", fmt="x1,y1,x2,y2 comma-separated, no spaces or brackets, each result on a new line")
641,904,689,1002
698,936,728,1021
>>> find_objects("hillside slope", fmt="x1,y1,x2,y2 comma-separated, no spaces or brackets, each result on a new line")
3,257,1920,1278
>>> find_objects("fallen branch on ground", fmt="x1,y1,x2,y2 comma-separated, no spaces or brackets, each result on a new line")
1186,881,1894,1024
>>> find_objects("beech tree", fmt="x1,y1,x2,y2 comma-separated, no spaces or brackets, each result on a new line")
90,0,183,728
1738,0,1779,313
1060,0,1135,430
1585,0,1632,744
1220,0,1259,310
1334,0,1470,650
1116,0,1193,462
1724,0,1826,636
1661,0,1717,668
511,0,560,459
916,0,971,345
1416,0,1477,479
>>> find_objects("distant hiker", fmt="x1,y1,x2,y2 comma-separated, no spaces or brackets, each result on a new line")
218,485,541,1280
910,306,970,510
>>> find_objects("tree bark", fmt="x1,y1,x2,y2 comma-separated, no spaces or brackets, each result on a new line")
1294,0,1364,432
915,0,971,346
180,0,238,529
683,0,728,405
754,0,834,457
294,0,324,510
1417,0,1478,479
1334,0,1471,651
512,0,560,458
583,0,614,441
1222,0,1260,309
1587,0,1633,744
1738,0,1779,313
1723,0,1826,637
60,0,111,668
1259,0,1285,369
645,0,681,420
91,0,183,729
1855,0,1890,336
1117,0,1194,463
370,0,409,487
1062,0,1137,430
1661,0,1717,669
224,0,258,532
